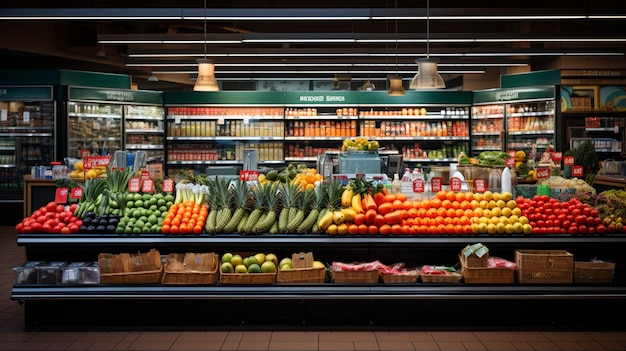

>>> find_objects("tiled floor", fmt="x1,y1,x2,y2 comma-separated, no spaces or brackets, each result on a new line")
1,227,625,351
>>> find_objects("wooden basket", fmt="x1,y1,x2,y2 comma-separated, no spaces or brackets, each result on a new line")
514,250,574,270
162,253,219,285
381,272,419,284
98,249,163,284
219,272,276,285
277,267,326,283
516,269,573,284
332,270,379,284
420,272,463,284
459,255,514,284
574,261,615,284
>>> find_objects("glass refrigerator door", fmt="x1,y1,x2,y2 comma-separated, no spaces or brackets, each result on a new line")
124,105,165,164
471,104,504,156
505,100,556,160
67,101,122,159
0,100,55,195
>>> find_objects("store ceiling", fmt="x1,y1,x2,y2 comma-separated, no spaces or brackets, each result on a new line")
0,1,624,90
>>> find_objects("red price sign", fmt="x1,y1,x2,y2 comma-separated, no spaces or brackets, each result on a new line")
79,149,91,158
508,150,517,158
413,179,425,193
551,151,563,163
564,155,575,166
239,170,259,181
55,188,68,204
536,168,551,180
141,170,151,180
142,178,154,193
71,187,83,199
162,179,175,193
505,158,516,167
430,177,442,192
449,177,462,192
572,165,584,177
474,179,486,193
128,176,141,192
83,155,111,169
332,174,349,181
355,173,365,179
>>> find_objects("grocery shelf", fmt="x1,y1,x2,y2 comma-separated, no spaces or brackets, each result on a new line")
68,113,122,119
11,284,626,301
508,130,555,135
125,129,164,134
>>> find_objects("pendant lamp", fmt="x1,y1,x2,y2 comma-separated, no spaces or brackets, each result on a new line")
387,76,405,96
387,3,405,96
193,0,219,91
359,77,376,91
410,0,446,89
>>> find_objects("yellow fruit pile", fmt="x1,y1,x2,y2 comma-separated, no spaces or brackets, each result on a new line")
70,160,106,180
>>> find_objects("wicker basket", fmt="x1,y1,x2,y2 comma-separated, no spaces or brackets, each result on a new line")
220,272,276,285
162,253,219,285
277,267,326,283
459,255,514,284
98,249,163,284
515,250,574,270
332,270,379,284
381,272,419,284
420,272,463,284
514,250,573,284
574,261,615,284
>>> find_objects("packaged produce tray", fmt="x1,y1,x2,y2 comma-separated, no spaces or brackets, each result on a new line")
459,255,514,284
574,261,615,284
162,252,219,285
420,272,463,284
332,270,379,284
98,249,163,284
381,271,419,284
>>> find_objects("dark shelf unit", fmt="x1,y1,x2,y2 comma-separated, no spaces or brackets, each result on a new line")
12,233,626,329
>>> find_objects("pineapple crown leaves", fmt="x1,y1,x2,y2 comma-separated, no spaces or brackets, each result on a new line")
214,176,234,209
301,188,316,212
230,179,252,210
250,180,269,211
278,180,302,209
313,182,328,210
264,182,281,212
326,180,344,210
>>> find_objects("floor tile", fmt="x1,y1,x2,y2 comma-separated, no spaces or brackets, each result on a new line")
551,341,587,351
542,331,593,342
241,331,272,342
430,332,479,342
527,341,560,351
463,341,488,351
599,341,626,351
15,341,51,350
480,341,518,351
176,331,228,342
272,331,319,342
319,341,355,350
587,332,626,342
377,341,415,351
170,341,224,351
411,341,440,351
376,331,432,342
320,332,376,342
238,340,270,350
126,341,174,350
511,341,535,351
434,341,466,351
87,340,124,350
220,341,242,351
268,341,318,351
354,341,381,351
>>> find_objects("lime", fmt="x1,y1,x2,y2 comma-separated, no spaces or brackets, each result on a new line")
133,193,143,201
134,200,144,208
142,194,151,202
235,264,247,273
135,220,145,227
133,210,142,219
148,215,158,224
124,226,133,234
139,216,148,223
164,194,174,203
157,199,166,207
149,205,158,212
115,226,124,234
221,253,233,264
221,262,234,273
247,263,262,273
261,261,276,273
166,201,173,208
129,217,137,223
142,226,151,234
132,227,142,235
159,206,168,213
153,210,162,218
151,224,160,233
230,255,243,267
126,200,134,208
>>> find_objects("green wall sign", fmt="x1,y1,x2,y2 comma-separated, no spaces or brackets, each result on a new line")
68,86,163,105
283,91,360,105
164,91,284,105
0,86,53,101
357,91,472,105
500,69,561,88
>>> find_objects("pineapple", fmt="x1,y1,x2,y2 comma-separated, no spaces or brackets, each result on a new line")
317,180,343,231
222,179,251,234
204,177,220,234
295,187,318,234
278,181,301,233
254,182,280,234
214,176,233,233
310,184,328,234
243,181,267,234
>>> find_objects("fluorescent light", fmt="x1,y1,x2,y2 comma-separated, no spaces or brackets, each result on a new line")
153,69,485,74
99,40,242,44
127,62,526,68
243,38,356,43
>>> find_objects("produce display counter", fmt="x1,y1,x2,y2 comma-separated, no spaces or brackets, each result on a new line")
12,233,626,329
593,174,626,191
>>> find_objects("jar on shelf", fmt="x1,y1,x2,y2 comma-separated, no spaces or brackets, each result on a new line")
51,162,69,180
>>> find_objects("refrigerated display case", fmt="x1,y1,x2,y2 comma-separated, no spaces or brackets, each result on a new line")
472,86,558,160
470,104,504,156
66,87,164,164
0,86,56,200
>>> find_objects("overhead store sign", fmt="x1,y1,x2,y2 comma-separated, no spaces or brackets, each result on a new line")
561,69,626,85
68,86,163,105
0,85,53,101
284,91,359,105
473,86,555,104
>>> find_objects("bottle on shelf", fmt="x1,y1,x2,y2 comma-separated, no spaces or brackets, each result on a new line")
391,174,402,194
501,167,512,194
400,168,414,197
488,168,501,193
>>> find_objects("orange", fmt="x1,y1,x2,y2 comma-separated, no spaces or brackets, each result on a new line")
392,199,404,210
446,191,456,202
430,198,442,209
451,201,460,209
395,193,407,202
427,208,438,218
464,192,474,201
436,190,447,201
455,192,465,202
455,208,465,217
417,208,427,218
460,201,471,210
446,208,456,217
441,199,452,209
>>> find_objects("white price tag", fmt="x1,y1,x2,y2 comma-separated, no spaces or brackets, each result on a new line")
217,117,225,125
23,111,30,123
174,116,181,124
243,116,250,125
0,109,7,121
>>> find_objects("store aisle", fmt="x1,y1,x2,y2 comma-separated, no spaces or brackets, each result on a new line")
1,227,625,351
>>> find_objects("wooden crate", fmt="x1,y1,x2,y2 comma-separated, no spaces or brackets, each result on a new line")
219,272,276,285
516,269,573,284
98,249,163,284
514,250,574,270
381,271,419,284
574,261,615,284
161,253,219,285
459,255,514,284
277,267,326,283
420,272,463,284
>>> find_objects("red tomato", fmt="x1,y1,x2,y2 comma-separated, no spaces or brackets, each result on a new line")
46,202,57,212
56,205,65,213
578,225,588,234
30,222,43,233
60,227,71,234
575,215,587,225
15,223,23,234
568,226,579,235
68,224,80,234
41,223,52,233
